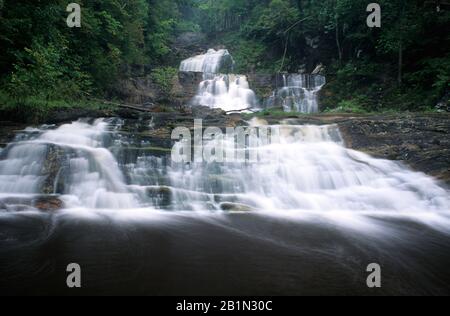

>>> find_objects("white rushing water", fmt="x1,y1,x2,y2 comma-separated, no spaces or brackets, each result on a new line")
180,49,235,74
168,120,450,223
180,49,259,112
265,74,326,113
0,119,449,232
0,119,138,209
191,74,258,111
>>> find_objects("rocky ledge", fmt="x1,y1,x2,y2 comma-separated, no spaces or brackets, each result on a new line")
119,110,450,186
1,110,449,189
338,114,450,186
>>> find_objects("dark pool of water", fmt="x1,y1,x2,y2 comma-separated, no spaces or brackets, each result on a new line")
1,211,450,296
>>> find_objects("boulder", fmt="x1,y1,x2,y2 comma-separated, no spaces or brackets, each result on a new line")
436,93,450,112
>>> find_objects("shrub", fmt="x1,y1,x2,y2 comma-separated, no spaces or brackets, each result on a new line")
150,67,178,98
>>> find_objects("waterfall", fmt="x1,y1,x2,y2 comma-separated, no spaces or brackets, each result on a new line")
1,118,450,296
168,121,449,216
265,74,326,113
0,119,449,226
180,49,259,112
179,49,235,74
191,74,258,111
0,119,138,209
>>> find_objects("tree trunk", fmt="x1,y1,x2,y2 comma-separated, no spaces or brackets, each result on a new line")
335,16,343,64
398,41,403,86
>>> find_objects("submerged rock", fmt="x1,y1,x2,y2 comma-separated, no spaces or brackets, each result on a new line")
143,186,172,208
0,195,64,212
33,196,64,211
220,202,254,212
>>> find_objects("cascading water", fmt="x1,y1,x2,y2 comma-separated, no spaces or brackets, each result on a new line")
168,120,450,220
0,119,138,210
0,118,448,220
1,118,450,295
180,49,259,112
179,49,235,74
265,74,326,113
191,74,258,111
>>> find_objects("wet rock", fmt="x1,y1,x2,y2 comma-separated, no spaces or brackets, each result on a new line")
113,77,158,105
113,108,153,121
172,32,208,62
146,186,172,207
338,114,450,185
0,122,26,149
436,93,450,112
178,71,204,103
246,112,450,185
33,196,64,211
175,32,207,49
46,108,114,124
0,195,64,212
312,63,325,75
41,145,68,194
247,74,277,100
220,202,254,212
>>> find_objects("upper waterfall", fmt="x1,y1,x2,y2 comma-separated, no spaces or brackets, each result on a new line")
265,74,326,113
179,49,235,74
180,49,259,112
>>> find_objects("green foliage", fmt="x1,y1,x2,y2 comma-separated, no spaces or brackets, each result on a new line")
0,0,449,117
0,89,114,123
247,107,305,118
327,99,368,114
176,20,201,33
6,40,92,100
151,67,178,97
0,0,194,100
221,35,267,73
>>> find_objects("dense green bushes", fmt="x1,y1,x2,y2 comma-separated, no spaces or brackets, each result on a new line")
150,66,178,100
0,0,195,110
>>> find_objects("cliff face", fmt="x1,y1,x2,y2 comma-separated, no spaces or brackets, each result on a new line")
176,71,204,103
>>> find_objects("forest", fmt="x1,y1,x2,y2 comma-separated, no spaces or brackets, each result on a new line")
0,0,449,119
